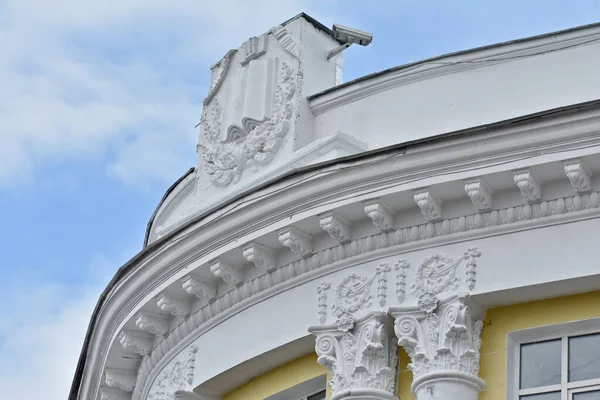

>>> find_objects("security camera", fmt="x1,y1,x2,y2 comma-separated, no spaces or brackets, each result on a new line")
327,24,373,60
332,24,373,46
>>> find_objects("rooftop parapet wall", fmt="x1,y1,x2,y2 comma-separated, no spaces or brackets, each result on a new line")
147,14,367,244
310,22,600,149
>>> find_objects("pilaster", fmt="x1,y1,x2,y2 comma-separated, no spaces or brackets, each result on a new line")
309,312,399,400
390,295,485,400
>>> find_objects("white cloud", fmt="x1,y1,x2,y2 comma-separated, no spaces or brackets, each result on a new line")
0,284,100,400
0,253,129,400
0,0,346,188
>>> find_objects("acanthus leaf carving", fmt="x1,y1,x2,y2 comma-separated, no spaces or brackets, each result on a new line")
133,191,600,400
148,345,198,400
413,189,443,222
364,200,394,231
311,312,398,399
135,312,169,337
513,168,542,203
319,212,352,243
278,226,313,256
182,275,217,302
118,330,153,357
157,294,190,317
464,178,493,212
210,260,243,286
391,295,485,384
563,159,593,194
105,369,137,392
242,242,277,271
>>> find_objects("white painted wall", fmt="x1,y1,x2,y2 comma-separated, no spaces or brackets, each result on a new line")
148,216,600,396
311,39,600,149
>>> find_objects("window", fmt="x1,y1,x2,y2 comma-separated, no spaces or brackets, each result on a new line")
304,389,326,400
264,375,327,400
508,318,600,400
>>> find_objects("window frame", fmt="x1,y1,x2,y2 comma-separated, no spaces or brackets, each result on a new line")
507,317,600,400
263,375,327,400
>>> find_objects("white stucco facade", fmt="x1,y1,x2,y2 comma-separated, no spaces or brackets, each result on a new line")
71,13,600,400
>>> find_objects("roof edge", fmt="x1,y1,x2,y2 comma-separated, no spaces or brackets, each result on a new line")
281,12,345,44
310,20,600,100
144,167,195,247
69,97,600,400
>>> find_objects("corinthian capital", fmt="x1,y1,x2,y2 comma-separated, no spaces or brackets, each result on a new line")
390,295,485,400
309,312,399,400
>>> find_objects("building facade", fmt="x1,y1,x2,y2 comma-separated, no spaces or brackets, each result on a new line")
70,13,600,400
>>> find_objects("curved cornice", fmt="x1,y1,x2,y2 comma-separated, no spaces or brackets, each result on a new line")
308,22,600,114
144,168,195,247
71,100,600,400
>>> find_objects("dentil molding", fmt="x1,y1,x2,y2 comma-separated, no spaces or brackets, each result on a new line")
131,191,600,400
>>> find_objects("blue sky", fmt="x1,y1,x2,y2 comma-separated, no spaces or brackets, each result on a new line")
1,1,599,399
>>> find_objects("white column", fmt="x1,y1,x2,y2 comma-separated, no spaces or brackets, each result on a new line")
309,312,399,400
390,295,485,400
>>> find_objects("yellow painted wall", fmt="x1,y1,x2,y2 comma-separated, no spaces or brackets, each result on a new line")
397,348,415,400
224,291,600,400
479,290,600,400
398,291,600,399
222,353,328,400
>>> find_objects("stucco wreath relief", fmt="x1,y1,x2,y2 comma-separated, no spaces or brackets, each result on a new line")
315,248,483,388
317,248,481,325
197,26,301,186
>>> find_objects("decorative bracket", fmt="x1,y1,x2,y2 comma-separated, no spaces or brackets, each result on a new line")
309,312,399,400
464,178,493,212
242,242,277,271
182,275,217,301
563,159,593,194
135,312,169,336
513,168,542,203
210,260,243,286
319,212,352,243
278,226,313,256
118,330,152,356
413,188,443,222
364,199,394,231
157,293,190,317
105,369,137,392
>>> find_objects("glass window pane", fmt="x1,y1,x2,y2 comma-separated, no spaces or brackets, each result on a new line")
307,390,326,400
573,390,600,400
520,392,561,400
569,333,600,382
520,339,562,389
